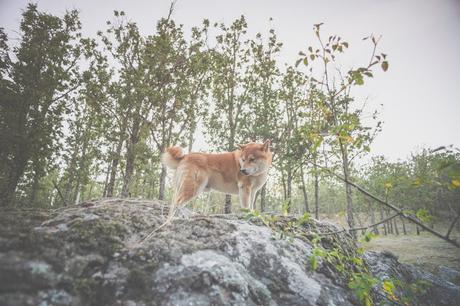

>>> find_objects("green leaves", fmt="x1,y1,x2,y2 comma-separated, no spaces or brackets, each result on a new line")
348,273,378,306
381,60,389,71
360,232,376,243
415,209,433,223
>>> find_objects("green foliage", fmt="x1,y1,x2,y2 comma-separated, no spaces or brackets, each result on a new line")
360,232,377,243
348,272,379,306
0,4,82,205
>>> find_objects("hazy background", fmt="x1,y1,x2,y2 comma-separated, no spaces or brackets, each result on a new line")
1,0,459,161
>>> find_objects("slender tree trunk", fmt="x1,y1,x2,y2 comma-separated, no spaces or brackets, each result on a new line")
380,206,387,235
300,165,309,213
158,165,167,200
286,169,292,213
107,128,126,197
393,217,399,235
401,217,407,235
369,201,379,234
121,117,141,198
260,184,267,212
188,123,195,153
314,163,320,219
102,161,111,197
121,144,135,198
29,164,42,204
224,194,232,214
281,172,287,201
224,132,236,214
0,149,28,206
88,182,93,200
386,209,394,234
340,142,355,234
73,133,89,203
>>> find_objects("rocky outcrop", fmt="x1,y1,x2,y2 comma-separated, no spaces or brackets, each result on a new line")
0,198,459,305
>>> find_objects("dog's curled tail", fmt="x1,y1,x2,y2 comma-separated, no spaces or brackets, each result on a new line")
161,146,185,169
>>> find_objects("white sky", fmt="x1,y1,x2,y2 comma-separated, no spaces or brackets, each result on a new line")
1,0,459,161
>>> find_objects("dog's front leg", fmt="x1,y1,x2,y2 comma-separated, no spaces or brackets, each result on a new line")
238,185,252,209
249,190,257,210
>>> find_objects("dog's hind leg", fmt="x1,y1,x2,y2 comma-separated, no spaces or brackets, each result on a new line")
139,166,207,244
173,166,208,207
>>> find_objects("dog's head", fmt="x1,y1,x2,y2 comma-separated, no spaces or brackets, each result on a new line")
237,140,272,176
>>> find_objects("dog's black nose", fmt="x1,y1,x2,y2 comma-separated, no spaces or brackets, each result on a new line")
240,169,248,175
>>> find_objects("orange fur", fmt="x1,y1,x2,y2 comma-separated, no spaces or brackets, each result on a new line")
163,141,272,210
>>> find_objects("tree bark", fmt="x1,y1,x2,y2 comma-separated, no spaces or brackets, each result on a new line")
300,165,309,213
260,184,266,212
393,217,399,235
158,165,167,200
380,206,387,235
369,201,379,234
121,117,141,198
286,170,292,213
106,134,124,197
224,194,232,214
401,216,407,235
29,163,42,205
340,142,355,235
0,157,27,206
102,160,111,197
314,163,320,219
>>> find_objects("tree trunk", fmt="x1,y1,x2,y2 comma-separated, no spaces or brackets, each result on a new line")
0,147,28,206
29,163,42,204
281,172,287,201
260,184,267,212
107,135,125,197
102,160,111,197
121,117,141,198
224,194,232,214
393,217,399,235
369,201,379,234
314,164,320,219
159,165,167,200
121,144,135,198
340,142,355,235
300,165,309,213
387,209,394,234
401,217,407,235
286,170,292,213
380,206,387,235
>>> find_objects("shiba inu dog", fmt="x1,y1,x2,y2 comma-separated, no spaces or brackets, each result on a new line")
139,140,272,242
162,140,272,211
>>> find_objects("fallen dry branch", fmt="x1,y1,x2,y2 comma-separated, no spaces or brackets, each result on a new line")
310,162,460,248
320,212,401,236
446,211,460,239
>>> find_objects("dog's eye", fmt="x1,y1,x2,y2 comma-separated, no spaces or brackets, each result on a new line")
249,158,255,162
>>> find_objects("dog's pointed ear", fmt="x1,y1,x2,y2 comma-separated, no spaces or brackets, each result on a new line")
263,139,271,152
237,143,246,150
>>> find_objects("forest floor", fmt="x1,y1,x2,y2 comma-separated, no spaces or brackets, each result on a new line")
322,213,460,273
362,232,460,273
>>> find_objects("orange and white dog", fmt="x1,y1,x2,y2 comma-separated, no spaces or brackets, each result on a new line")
162,140,272,212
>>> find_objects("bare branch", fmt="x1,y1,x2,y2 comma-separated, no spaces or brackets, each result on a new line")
309,162,460,248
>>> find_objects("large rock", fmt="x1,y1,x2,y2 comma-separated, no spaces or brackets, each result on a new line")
0,198,459,305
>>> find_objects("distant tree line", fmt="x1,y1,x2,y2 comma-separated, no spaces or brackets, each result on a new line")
1,4,459,234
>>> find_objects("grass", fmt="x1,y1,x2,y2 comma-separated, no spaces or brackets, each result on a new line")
361,232,460,273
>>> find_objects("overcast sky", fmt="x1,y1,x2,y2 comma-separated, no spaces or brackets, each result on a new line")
1,0,459,161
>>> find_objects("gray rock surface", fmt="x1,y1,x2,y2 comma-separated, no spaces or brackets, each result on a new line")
0,198,459,305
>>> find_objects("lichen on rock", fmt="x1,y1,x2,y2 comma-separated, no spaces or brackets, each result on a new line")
0,198,459,306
